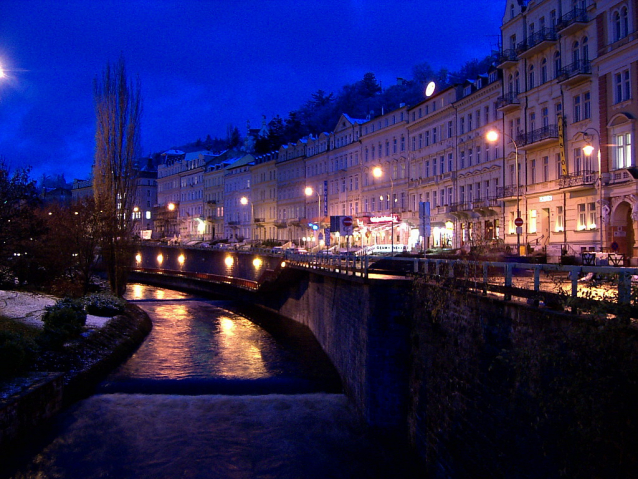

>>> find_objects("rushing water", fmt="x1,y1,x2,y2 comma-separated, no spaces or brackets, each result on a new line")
5,284,418,479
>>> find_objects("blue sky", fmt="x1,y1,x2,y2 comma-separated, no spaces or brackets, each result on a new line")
0,0,505,182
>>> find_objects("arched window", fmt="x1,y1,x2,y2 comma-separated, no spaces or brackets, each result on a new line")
541,58,548,83
554,51,561,77
582,36,589,62
515,70,520,93
614,11,622,41
528,64,535,89
508,74,514,93
622,6,629,37
572,41,580,65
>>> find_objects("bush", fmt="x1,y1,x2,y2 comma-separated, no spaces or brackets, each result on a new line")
82,292,126,317
40,298,87,348
0,331,38,378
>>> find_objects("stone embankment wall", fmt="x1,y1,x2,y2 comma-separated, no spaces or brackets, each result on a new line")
0,304,152,461
408,277,638,478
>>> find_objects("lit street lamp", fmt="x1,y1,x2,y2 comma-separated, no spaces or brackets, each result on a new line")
240,196,254,242
487,130,521,255
582,128,603,252
373,166,395,255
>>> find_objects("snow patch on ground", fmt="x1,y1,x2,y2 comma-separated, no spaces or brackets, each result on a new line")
0,290,112,329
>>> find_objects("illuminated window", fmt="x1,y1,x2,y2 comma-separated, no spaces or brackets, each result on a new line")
578,203,587,230
588,202,597,229
556,206,564,232
529,209,537,233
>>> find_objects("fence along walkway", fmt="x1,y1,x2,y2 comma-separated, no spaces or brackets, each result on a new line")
284,253,638,307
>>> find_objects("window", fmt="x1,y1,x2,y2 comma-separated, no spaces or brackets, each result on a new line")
440,156,445,174
460,118,465,135
529,209,537,233
543,156,549,182
460,151,465,169
573,94,581,122
584,92,591,119
541,58,548,83
468,114,473,131
572,41,580,65
448,154,453,172
554,51,561,78
432,128,437,143
578,203,587,230
556,206,564,232
448,121,453,138
531,159,536,184
574,147,582,173
433,158,437,176
542,107,549,127
588,202,597,229
477,145,481,164
613,132,632,169
615,70,631,103
528,64,535,89
613,7,630,41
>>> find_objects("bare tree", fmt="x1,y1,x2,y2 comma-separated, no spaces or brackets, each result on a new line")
93,56,142,296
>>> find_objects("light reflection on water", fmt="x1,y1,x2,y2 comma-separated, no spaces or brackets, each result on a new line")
109,284,299,382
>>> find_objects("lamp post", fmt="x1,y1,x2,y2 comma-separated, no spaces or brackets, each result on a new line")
582,128,603,252
373,166,395,255
487,130,521,255
240,196,253,243
305,186,323,248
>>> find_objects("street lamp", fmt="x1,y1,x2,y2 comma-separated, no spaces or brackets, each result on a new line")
240,196,254,243
305,186,323,249
373,166,395,255
582,128,603,252
487,130,521,255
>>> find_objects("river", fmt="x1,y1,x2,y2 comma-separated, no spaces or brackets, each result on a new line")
6,284,419,478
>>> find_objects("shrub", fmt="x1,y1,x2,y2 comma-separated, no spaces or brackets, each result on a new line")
40,298,87,348
0,331,38,378
82,292,126,317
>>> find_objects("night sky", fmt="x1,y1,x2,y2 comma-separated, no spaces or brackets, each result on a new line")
0,0,504,182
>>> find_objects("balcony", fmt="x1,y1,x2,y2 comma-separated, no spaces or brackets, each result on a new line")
516,124,559,149
497,185,524,199
516,28,557,58
227,220,240,227
497,48,519,68
556,8,588,35
253,217,266,224
559,170,597,189
473,197,501,216
496,92,521,112
274,220,288,228
557,59,591,86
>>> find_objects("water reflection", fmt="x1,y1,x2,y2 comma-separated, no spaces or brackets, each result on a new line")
110,284,308,385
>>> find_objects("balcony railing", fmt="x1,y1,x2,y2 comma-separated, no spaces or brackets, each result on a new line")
557,59,591,83
254,217,266,223
516,27,557,55
556,7,588,33
274,220,288,228
497,185,524,199
516,124,559,147
559,170,597,189
497,48,518,66
497,91,520,110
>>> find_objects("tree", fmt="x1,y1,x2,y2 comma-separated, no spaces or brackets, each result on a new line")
93,56,142,296
0,160,43,285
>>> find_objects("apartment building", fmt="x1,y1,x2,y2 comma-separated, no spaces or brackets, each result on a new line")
149,0,636,260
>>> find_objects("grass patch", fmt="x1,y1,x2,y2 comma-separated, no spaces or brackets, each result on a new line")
0,315,41,339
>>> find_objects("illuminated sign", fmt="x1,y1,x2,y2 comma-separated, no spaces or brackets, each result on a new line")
539,195,553,202
368,215,400,224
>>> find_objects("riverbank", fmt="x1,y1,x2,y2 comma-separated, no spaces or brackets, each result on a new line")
0,290,152,464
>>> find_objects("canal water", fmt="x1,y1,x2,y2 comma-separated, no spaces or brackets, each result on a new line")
6,284,419,479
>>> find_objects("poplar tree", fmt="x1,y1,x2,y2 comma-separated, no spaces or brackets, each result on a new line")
93,56,142,296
